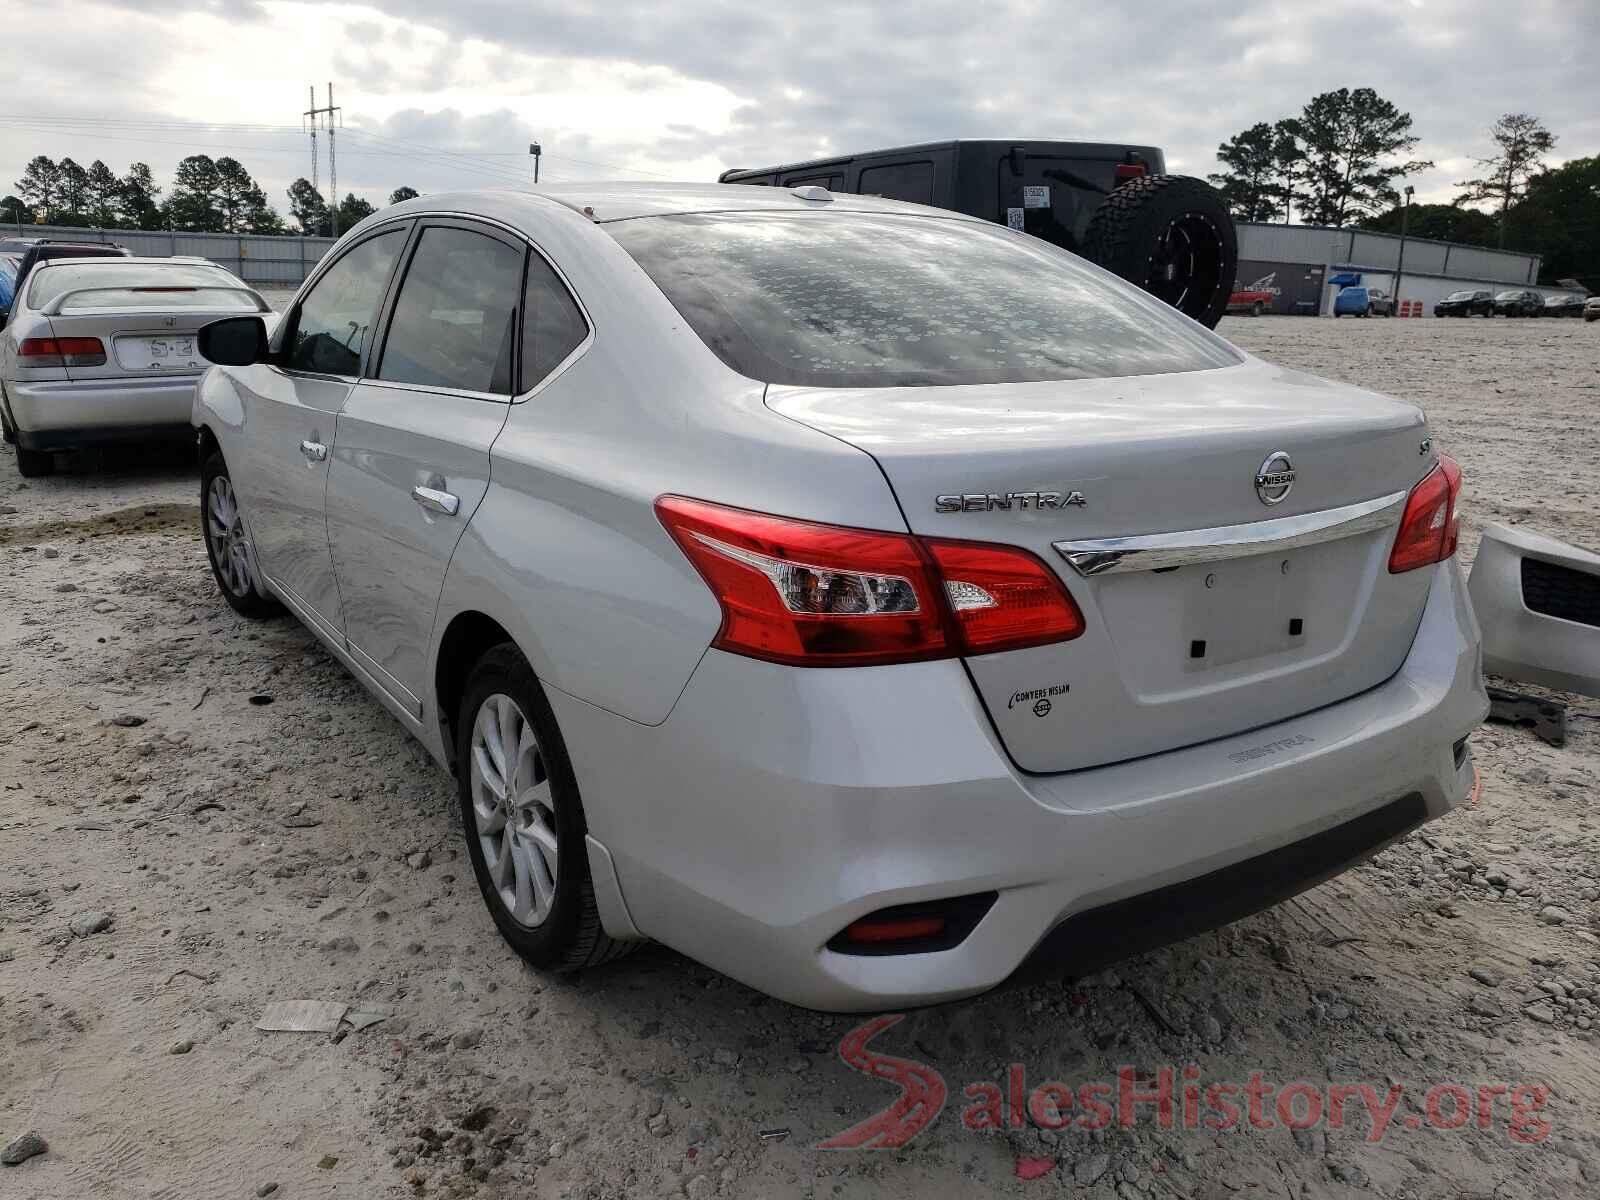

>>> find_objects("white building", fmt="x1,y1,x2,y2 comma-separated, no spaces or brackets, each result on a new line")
1234,222,1583,315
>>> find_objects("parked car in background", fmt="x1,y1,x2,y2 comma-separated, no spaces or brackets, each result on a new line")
1366,288,1395,316
1542,294,1586,318
1226,282,1275,316
1333,285,1373,317
1,256,269,476
1586,297,1600,323
0,252,19,324
720,140,1239,328
8,241,132,323
1493,289,1543,318
1434,289,1494,317
190,184,1485,1011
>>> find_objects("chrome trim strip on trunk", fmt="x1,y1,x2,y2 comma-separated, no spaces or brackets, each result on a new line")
1054,490,1409,576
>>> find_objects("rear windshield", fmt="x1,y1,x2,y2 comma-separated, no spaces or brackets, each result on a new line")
28,262,254,311
606,211,1241,387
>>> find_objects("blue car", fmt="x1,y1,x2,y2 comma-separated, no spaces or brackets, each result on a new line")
0,252,19,324
1333,285,1372,317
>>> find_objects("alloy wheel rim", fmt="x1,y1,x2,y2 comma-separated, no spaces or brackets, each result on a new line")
206,475,255,598
469,693,559,928
1148,213,1224,315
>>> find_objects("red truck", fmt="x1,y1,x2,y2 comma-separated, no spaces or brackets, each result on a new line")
1226,276,1277,316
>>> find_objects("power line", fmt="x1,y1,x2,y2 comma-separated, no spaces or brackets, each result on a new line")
0,112,672,181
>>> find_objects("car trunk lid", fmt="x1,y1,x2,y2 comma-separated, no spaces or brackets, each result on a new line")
767,357,1439,772
43,304,246,381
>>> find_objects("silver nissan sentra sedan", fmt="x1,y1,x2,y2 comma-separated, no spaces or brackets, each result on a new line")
191,184,1487,1011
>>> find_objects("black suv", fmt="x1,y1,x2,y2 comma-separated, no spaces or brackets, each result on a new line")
1492,289,1543,318
4,240,130,322
721,140,1237,328
1434,289,1493,317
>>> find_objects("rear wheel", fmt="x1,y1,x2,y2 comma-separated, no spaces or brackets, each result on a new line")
456,643,634,973
201,450,280,617
1250,301,1264,317
1081,175,1236,329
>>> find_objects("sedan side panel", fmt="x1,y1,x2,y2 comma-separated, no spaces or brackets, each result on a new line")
326,383,510,711
227,365,350,631
423,202,910,731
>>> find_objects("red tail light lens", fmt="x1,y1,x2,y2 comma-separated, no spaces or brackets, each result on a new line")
924,538,1085,654
18,336,107,367
1388,454,1463,573
656,496,1084,666
1114,163,1148,183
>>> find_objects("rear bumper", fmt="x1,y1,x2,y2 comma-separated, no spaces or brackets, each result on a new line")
555,559,1487,1011
1467,522,1600,699
5,375,199,443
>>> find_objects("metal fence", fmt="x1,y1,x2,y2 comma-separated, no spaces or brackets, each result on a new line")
1238,222,1541,286
2,222,337,287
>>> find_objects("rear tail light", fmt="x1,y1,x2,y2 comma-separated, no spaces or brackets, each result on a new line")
924,538,1085,654
656,496,1084,666
1388,454,1463,573
18,336,107,367
1114,162,1148,183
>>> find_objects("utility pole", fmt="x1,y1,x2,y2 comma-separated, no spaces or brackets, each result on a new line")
304,85,319,199
304,82,342,237
1393,185,1414,315
327,82,340,238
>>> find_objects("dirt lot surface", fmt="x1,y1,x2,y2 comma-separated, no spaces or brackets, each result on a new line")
3,317,1598,1199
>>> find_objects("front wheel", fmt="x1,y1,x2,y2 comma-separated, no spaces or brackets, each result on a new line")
1250,301,1264,317
201,450,281,618
456,644,635,973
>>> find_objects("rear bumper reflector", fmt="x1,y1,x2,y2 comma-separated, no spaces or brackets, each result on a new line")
828,892,998,956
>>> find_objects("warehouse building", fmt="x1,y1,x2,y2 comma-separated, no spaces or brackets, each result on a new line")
1234,222,1582,316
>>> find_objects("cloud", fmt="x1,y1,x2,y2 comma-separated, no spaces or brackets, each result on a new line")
3,0,1596,221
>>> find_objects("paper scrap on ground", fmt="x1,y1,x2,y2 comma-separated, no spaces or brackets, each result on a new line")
256,1000,350,1033
256,1000,390,1033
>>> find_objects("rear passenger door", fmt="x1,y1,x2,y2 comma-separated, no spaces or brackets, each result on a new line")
323,219,526,714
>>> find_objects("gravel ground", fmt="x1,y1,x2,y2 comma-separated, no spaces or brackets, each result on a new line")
2,316,1598,1199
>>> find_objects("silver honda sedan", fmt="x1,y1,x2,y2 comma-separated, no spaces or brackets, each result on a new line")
191,184,1486,1011
1,255,269,475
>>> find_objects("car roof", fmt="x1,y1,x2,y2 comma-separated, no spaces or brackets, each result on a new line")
378,183,992,229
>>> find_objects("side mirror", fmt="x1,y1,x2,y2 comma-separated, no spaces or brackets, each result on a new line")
199,315,270,367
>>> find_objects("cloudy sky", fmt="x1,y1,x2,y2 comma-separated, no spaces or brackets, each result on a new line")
4,0,1596,222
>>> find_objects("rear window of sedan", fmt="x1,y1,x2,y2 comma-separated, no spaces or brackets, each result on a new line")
28,262,257,311
606,211,1241,388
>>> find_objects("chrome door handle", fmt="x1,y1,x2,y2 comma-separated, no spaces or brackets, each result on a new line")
412,486,460,516
299,439,328,463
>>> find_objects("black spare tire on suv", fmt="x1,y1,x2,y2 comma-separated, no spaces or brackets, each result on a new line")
1080,174,1236,329
720,139,1239,329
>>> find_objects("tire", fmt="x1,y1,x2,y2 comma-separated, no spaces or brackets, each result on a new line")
200,450,281,618
455,643,635,973
15,442,54,477
1081,174,1236,329
1250,301,1264,317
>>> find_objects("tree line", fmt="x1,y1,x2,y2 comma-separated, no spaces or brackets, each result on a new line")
2,154,420,238
1208,91,1595,286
